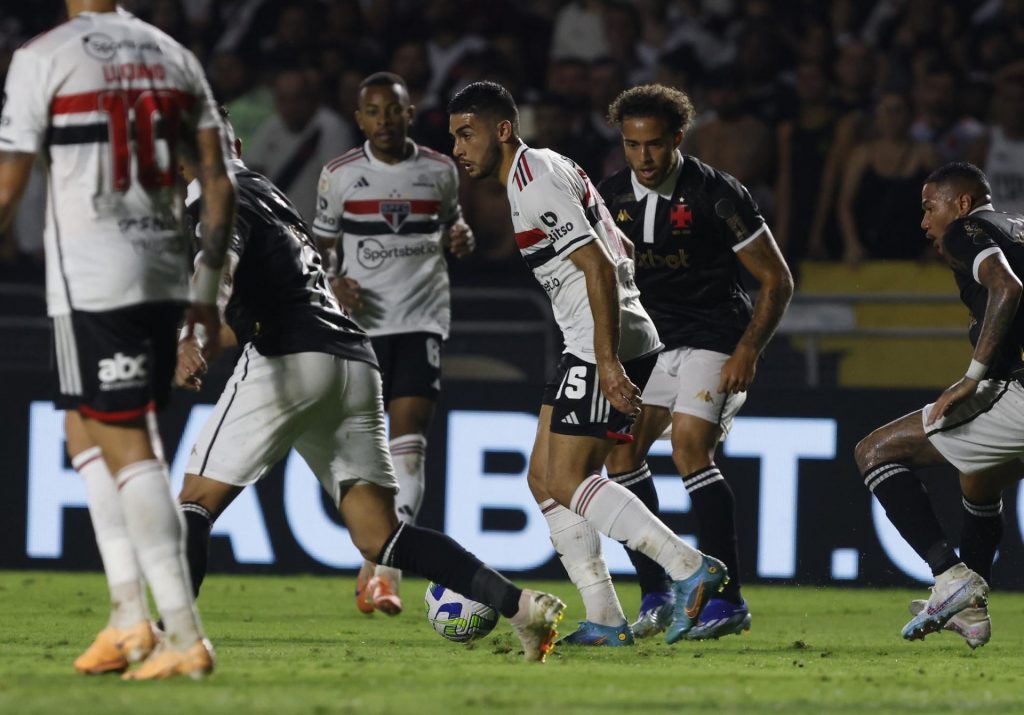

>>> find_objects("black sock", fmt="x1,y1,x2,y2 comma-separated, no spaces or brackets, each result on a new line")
377,522,522,618
863,463,959,577
609,462,671,595
181,502,212,598
684,465,742,603
960,496,1003,584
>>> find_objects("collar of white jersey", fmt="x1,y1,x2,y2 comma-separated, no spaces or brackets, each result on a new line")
969,203,995,215
79,7,134,17
631,150,684,201
507,143,530,186
363,139,419,169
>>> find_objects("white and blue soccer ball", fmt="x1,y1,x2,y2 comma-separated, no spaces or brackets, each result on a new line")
424,582,499,643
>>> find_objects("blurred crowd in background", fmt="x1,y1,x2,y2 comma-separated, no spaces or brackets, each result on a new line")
4,0,1024,289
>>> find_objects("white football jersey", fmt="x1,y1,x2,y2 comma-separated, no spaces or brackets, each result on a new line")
0,9,222,316
985,126,1024,216
313,141,460,339
507,145,662,363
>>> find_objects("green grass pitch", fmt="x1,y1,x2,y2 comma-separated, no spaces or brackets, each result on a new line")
2,571,1024,714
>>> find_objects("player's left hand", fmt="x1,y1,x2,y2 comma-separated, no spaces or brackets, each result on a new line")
184,302,223,363
446,221,475,258
175,335,206,391
718,345,757,394
599,360,642,417
926,377,978,426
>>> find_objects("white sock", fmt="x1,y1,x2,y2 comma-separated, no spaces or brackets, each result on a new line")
571,474,702,581
391,434,427,523
74,447,148,630
116,459,203,649
375,434,428,592
541,499,624,626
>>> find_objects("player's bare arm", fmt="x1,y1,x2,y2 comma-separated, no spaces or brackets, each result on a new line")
177,252,240,390
927,250,1022,425
445,219,476,258
0,151,36,233
184,126,237,361
313,236,364,312
719,232,793,394
569,240,642,416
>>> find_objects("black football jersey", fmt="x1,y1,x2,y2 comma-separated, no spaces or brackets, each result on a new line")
597,156,763,354
186,164,377,367
941,208,1024,379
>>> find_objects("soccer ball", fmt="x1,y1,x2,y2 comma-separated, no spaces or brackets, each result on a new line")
424,582,499,643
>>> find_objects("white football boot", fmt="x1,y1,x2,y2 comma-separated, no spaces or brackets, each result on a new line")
908,598,991,649
901,563,988,642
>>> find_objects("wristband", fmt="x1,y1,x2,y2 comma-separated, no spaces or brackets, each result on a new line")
965,359,988,382
191,261,220,305
178,323,206,347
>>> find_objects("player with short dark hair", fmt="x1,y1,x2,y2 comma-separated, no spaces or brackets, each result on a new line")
855,161,1024,647
313,70,474,616
449,80,728,647
175,124,565,664
598,83,793,640
0,0,234,680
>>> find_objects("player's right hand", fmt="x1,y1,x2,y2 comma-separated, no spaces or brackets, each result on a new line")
175,335,207,391
598,360,642,417
331,276,363,312
184,303,223,363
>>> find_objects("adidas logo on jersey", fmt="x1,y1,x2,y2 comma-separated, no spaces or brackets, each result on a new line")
354,176,370,188
97,352,148,385
561,412,580,425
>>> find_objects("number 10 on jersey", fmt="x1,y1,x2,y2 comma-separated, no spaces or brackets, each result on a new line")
98,89,189,193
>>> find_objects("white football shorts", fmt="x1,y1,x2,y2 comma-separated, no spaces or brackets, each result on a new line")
923,378,1024,474
642,346,747,439
186,344,397,503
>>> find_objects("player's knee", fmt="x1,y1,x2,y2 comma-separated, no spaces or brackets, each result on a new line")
350,529,388,562
526,456,547,494
605,441,642,473
671,442,714,476
853,434,881,474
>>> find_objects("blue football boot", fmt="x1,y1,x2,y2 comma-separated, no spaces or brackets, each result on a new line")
630,591,675,639
665,555,728,645
558,620,635,646
685,598,752,640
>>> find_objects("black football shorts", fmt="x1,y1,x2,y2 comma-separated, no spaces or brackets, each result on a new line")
543,351,658,441
51,302,184,421
370,331,444,406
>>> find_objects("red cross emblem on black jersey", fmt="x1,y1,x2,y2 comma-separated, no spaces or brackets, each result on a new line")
671,201,693,230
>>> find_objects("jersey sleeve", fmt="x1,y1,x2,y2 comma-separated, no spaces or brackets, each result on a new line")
0,48,51,154
517,169,595,258
312,167,343,240
710,170,767,252
439,162,462,225
943,219,1000,284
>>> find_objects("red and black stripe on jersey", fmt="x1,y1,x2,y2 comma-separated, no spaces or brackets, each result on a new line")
515,181,603,270
944,209,1024,379
597,155,761,355
512,152,534,191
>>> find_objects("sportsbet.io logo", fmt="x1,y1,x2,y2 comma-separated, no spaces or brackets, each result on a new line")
356,238,439,270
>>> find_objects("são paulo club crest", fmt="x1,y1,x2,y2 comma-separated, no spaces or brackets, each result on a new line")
380,201,411,232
